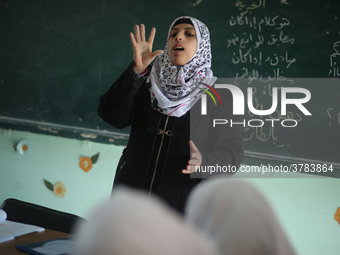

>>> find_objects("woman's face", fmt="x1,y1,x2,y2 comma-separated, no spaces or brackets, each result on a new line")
168,23,197,66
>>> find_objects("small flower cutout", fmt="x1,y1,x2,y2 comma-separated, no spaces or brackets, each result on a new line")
53,182,67,198
334,207,340,225
79,152,100,173
44,179,66,198
79,157,92,172
14,140,29,155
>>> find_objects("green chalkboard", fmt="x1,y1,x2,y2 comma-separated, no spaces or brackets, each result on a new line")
1,0,340,175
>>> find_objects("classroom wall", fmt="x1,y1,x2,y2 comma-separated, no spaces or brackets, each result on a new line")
0,128,339,254
0,128,124,218
235,172,340,255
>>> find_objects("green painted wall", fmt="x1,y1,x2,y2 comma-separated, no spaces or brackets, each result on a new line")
236,172,340,255
0,128,124,218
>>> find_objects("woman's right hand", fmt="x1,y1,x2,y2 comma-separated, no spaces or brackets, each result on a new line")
130,24,164,74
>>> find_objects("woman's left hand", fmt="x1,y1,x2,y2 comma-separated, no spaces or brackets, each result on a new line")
182,140,202,174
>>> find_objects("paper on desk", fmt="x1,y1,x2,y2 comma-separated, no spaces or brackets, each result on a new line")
0,209,7,222
0,210,45,243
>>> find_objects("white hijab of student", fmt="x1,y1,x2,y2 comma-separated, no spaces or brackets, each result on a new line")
72,186,218,255
185,178,296,255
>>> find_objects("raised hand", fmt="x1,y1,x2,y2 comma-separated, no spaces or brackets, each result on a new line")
182,140,202,174
130,24,164,74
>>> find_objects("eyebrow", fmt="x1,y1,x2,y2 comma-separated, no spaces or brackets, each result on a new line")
171,27,195,31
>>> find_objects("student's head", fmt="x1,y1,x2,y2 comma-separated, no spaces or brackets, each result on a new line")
185,178,296,255
168,18,197,66
165,16,211,67
72,186,218,255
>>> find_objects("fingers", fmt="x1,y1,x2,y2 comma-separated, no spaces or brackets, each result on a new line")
132,24,147,42
148,27,156,45
189,140,199,153
182,167,192,174
182,140,202,174
150,50,164,60
130,32,137,47
134,24,141,42
129,24,163,70
182,160,200,174
140,24,146,42
133,24,157,42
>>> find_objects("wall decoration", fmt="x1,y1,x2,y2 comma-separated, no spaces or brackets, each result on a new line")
334,207,340,225
44,179,66,198
79,152,100,173
14,140,29,155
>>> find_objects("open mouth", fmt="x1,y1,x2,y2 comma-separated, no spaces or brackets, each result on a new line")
174,46,184,51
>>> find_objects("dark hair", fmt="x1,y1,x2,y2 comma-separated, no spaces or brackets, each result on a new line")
172,18,193,29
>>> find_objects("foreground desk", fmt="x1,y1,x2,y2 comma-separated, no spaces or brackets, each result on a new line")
0,229,70,255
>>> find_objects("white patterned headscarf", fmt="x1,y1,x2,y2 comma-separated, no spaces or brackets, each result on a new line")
148,16,217,117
